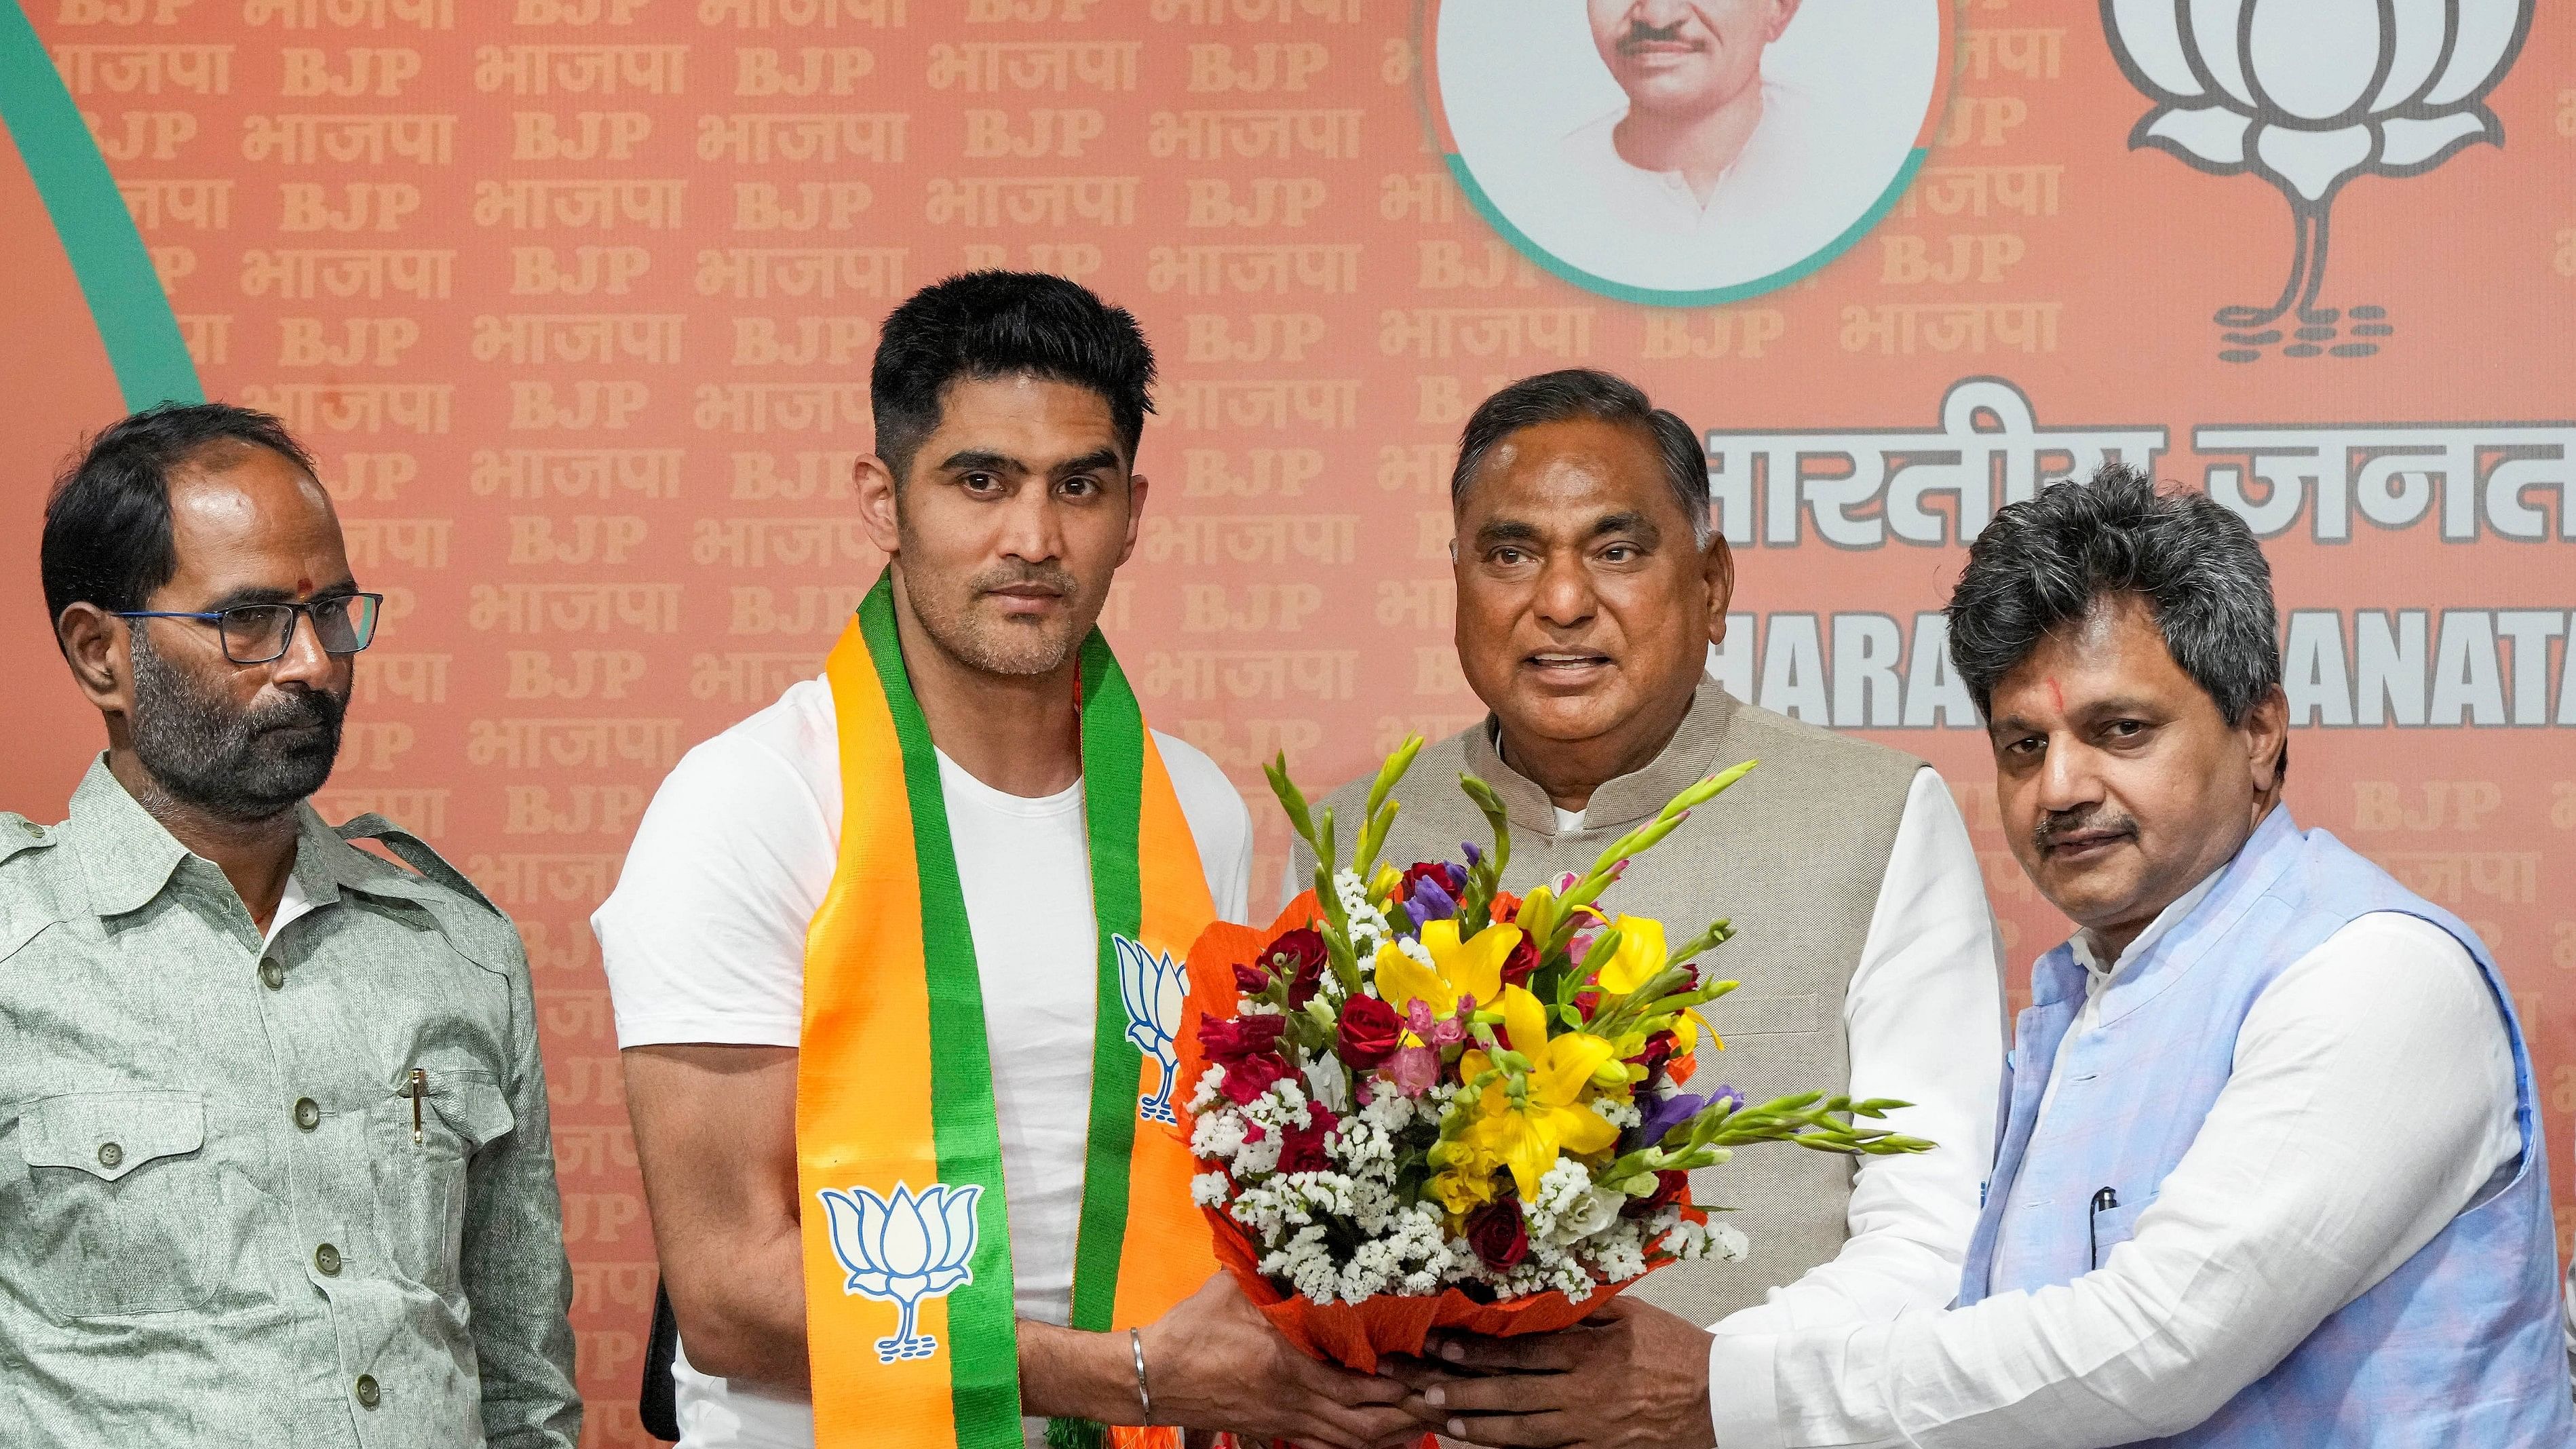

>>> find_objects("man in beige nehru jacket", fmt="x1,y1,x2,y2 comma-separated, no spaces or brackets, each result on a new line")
1298,368,2003,1336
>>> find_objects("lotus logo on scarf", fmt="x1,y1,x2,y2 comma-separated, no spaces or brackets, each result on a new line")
1115,935,1185,1125
818,1180,982,1364
2102,0,2531,361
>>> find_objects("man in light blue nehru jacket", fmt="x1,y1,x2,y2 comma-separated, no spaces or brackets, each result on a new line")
1402,463,2573,1448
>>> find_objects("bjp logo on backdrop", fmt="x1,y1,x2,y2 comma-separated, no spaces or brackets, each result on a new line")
2103,0,2534,362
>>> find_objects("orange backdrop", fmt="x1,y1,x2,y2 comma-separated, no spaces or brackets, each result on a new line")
4,3,2573,1444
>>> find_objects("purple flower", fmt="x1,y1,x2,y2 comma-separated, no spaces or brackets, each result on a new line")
1637,1082,1742,1149
1406,873,1459,927
1636,1089,1709,1148
1461,841,1484,866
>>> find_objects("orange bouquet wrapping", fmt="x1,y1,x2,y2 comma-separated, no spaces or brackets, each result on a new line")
1170,740,1931,1387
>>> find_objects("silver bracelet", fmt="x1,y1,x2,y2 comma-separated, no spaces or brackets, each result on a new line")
1130,1327,1153,1425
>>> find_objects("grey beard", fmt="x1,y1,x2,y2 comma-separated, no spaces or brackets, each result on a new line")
128,625,345,822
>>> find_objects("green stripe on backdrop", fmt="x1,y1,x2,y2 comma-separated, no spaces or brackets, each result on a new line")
0,0,201,409
860,579,1026,1448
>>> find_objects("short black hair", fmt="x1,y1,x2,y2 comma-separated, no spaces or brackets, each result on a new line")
1947,462,2282,729
870,271,1155,484
41,402,317,625
1451,368,1711,541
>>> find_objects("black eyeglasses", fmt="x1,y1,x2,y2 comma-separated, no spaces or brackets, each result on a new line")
114,593,384,665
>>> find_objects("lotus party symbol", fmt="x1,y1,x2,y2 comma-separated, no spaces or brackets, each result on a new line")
2102,0,2532,360
1115,934,1185,1125
818,1180,981,1364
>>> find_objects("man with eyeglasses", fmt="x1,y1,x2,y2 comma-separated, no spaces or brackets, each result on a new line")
0,403,581,1448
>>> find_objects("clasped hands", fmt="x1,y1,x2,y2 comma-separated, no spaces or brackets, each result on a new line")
1136,1275,1717,1449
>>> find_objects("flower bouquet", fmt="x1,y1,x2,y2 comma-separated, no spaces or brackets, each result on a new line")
1175,737,1931,1381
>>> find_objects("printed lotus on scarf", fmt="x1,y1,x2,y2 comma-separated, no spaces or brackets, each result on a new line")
818,1180,982,1363
1174,739,1934,1374
1115,934,1187,1124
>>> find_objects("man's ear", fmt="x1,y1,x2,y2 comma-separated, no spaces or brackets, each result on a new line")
1115,471,1150,567
1769,0,1803,41
854,453,901,556
1700,533,1735,647
2243,684,2289,797
56,603,132,717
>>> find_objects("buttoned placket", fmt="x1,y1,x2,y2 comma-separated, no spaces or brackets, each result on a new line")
229,854,381,1445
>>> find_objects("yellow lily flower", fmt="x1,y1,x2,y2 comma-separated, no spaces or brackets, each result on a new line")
1459,986,1621,1199
1374,919,1522,1024
1594,914,1668,996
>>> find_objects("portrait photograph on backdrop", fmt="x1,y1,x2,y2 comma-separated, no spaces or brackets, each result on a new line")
1431,0,1950,302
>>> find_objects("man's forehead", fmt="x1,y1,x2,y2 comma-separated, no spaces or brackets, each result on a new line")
926,374,1128,466
1461,421,1674,520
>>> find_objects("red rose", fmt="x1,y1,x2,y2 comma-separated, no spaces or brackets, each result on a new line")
1278,1106,1338,1174
1465,1200,1530,1269
1258,928,1329,1007
1335,993,1403,1070
1199,1013,1292,1105
1398,861,1463,902
1632,1030,1676,1087
1499,934,1540,989
1199,1013,1286,1062
1233,962,1270,994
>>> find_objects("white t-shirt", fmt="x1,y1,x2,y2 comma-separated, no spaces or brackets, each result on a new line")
594,675,1254,1449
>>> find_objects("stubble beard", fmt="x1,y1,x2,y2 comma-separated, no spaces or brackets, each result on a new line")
128,625,347,823
900,558,1093,678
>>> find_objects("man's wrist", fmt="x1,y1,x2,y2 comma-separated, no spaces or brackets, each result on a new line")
1706,1329,1782,1449
1017,1320,1143,1425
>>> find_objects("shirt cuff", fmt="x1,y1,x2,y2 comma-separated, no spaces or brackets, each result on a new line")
1708,1329,1783,1449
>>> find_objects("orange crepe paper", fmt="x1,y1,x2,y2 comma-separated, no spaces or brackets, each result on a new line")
1175,897,1663,1380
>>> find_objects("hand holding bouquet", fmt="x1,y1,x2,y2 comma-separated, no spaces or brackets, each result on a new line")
1176,739,1932,1374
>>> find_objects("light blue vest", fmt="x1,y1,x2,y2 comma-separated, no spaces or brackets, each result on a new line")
1961,806,2574,1446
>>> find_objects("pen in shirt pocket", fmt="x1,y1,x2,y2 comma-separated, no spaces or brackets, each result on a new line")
410,1068,425,1146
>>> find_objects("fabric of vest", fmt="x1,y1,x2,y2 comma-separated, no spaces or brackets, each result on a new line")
1959,806,2574,1447
1296,680,1923,1324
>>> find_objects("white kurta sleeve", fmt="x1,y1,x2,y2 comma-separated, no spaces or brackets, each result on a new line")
1712,911,2519,1449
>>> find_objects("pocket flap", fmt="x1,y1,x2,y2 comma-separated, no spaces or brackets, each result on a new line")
21,1091,206,1181
421,1071,515,1151
1708,992,1820,1037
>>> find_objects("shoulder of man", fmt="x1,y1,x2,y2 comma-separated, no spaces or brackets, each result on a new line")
1313,721,1481,822
1713,690,1926,794
326,813,528,973
0,814,72,959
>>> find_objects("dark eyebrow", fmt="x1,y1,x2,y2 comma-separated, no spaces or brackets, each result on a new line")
1472,519,1542,548
1590,511,1661,545
204,577,360,612
934,448,1026,476
1052,447,1124,479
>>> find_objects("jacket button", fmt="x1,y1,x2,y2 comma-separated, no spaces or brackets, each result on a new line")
353,1374,380,1410
315,1242,341,1277
96,1142,122,1169
258,957,286,990
293,1098,320,1131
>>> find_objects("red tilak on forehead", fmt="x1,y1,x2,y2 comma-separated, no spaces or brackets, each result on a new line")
2048,678,2064,713
296,576,313,593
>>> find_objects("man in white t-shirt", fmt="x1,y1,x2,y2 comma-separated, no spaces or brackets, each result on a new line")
597,273,1420,1449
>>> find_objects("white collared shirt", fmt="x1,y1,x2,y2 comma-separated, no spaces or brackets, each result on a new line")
1707,861,2521,1447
